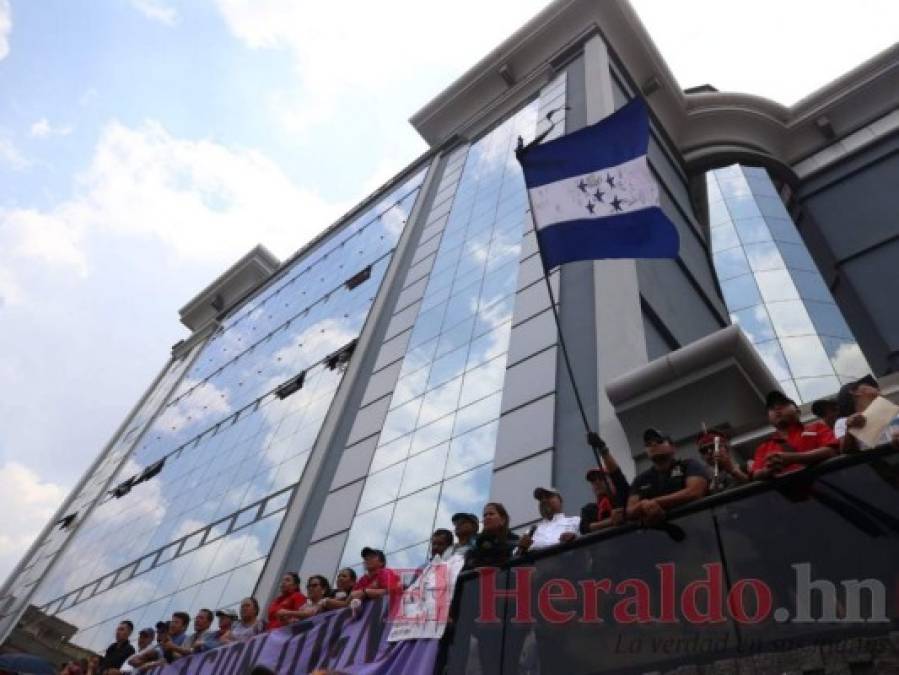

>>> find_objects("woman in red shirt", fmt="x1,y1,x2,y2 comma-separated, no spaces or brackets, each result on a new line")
266,572,307,630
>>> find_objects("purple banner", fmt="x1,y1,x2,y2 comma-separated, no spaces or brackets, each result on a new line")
146,599,438,675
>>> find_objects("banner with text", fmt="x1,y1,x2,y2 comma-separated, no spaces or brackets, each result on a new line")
146,599,439,675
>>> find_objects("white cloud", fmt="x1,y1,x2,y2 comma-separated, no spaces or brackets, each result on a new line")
0,266,22,307
79,120,347,261
213,0,551,135
130,0,178,25
0,118,351,303
630,0,899,105
0,136,29,170
0,462,68,583
0,207,88,276
30,117,73,138
0,0,10,61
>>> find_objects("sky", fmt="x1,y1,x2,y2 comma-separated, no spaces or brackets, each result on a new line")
0,0,897,583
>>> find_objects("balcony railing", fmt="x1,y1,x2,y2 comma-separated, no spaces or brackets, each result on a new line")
439,446,899,674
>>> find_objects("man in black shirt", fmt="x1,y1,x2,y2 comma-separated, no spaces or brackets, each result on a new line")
98,620,136,672
627,428,709,526
579,433,629,534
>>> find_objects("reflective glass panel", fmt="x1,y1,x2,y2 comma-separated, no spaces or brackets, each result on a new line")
780,335,834,378
707,164,870,402
712,247,751,281
720,275,762,311
755,269,799,303
21,167,429,647
339,88,556,570
743,241,786,272
766,300,816,338
730,305,776,343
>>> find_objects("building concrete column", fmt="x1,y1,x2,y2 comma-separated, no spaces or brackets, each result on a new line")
586,34,644,479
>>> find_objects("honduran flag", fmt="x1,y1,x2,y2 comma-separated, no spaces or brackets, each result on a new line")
516,98,679,269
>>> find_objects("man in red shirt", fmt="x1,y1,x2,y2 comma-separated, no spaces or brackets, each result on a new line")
752,390,839,479
350,547,401,601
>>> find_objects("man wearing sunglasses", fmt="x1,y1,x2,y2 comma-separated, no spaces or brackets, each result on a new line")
627,428,709,526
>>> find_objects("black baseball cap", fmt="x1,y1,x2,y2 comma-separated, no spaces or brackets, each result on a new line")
215,609,237,620
451,512,479,527
643,428,670,444
765,390,796,410
360,547,386,563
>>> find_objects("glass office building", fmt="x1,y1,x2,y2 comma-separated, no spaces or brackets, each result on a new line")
335,79,566,574
0,73,568,655
708,164,870,402
3,2,894,663
0,169,429,651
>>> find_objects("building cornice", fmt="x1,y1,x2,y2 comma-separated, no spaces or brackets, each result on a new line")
410,0,899,180
177,244,280,333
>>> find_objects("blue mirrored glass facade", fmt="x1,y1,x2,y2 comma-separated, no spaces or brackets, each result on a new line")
3,169,427,653
336,77,566,574
0,343,200,636
339,104,539,572
708,165,870,402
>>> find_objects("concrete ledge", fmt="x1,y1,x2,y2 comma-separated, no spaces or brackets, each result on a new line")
605,325,780,460
178,244,279,332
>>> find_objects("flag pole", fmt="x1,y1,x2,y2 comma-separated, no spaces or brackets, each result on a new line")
517,119,608,476
526,202,606,469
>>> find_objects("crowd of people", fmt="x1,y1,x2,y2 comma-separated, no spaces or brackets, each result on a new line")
60,377,898,674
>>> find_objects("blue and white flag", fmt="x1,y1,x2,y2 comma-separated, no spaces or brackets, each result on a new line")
517,98,679,269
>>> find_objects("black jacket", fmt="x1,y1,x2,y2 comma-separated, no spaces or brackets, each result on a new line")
464,531,520,569
99,639,136,670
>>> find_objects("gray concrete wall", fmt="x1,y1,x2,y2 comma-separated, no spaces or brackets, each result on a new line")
608,66,729,358
795,130,899,375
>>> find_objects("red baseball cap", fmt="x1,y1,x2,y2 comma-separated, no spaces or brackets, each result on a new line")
696,429,729,450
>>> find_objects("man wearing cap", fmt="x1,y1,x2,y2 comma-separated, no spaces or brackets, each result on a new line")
194,609,236,652
696,428,749,493
516,487,580,553
118,627,156,673
835,374,899,452
350,547,402,602
579,435,629,534
751,391,839,479
627,428,709,526
450,513,478,558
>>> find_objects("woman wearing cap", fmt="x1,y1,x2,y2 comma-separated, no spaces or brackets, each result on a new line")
579,434,630,533
835,375,899,452
350,548,401,602
267,573,307,630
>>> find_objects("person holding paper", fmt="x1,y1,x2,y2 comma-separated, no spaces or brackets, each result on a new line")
834,375,899,451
